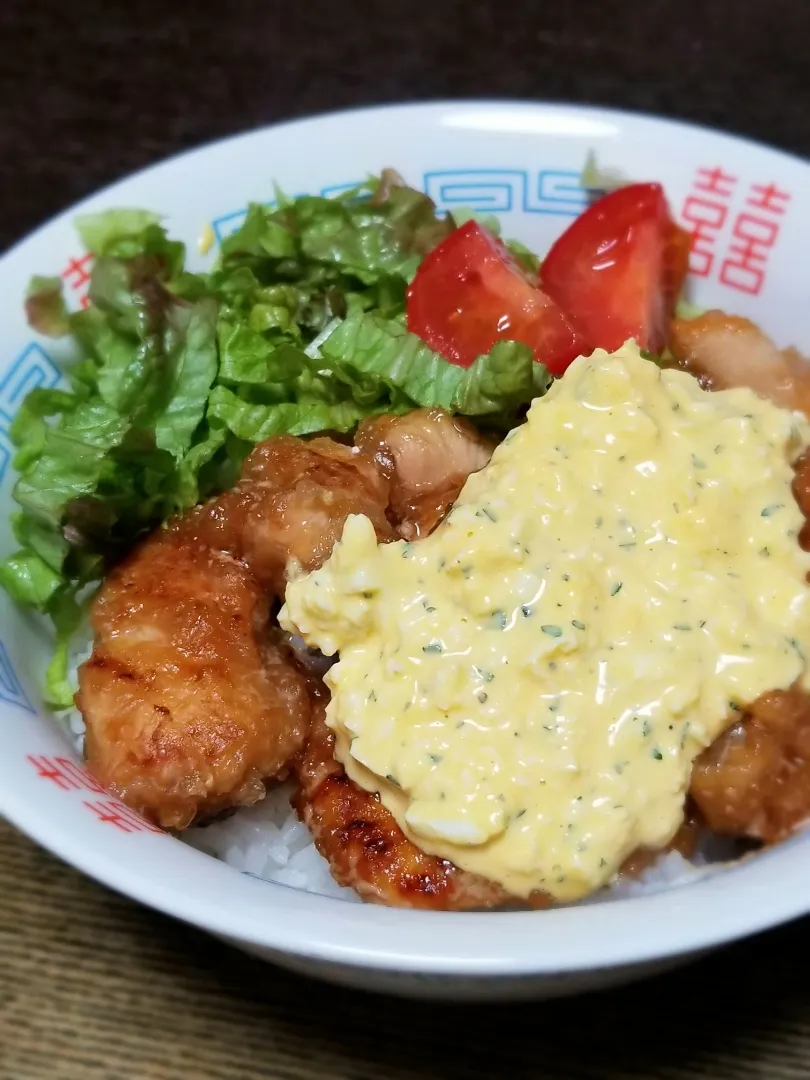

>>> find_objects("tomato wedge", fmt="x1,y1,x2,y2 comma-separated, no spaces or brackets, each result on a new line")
540,183,691,354
406,220,588,374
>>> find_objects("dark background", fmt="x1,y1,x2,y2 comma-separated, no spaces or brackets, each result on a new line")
2,0,809,252
2,2,810,1078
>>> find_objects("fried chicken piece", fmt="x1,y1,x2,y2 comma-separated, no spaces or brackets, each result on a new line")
181,435,395,596
292,687,704,906
687,450,810,844
690,690,810,843
78,530,310,829
291,685,545,910
355,408,494,538
669,311,810,416
77,433,394,830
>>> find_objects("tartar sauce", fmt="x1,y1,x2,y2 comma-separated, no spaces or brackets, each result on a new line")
280,342,810,901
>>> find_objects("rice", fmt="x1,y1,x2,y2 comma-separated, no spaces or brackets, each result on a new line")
184,783,361,901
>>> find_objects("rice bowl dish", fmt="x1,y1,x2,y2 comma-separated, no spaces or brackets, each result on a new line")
1,102,810,999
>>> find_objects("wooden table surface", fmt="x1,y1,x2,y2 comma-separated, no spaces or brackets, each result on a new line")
2,1,810,1077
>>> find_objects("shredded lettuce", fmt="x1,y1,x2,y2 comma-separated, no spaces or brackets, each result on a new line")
580,151,631,195
675,299,706,321
1,173,556,675
75,208,163,256
319,311,549,420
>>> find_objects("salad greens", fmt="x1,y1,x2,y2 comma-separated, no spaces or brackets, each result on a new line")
1,172,553,704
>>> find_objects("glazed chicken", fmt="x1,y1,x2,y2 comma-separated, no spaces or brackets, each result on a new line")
291,682,534,910
78,432,394,829
182,435,395,597
355,408,494,538
691,690,810,843
77,530,310,829
669,311,810,417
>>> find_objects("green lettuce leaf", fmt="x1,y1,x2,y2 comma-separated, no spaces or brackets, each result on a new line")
0,550,63,610
12,512,70,572
14,400,129,528
75,208,162,256
675,299,706,320
220,203,296,260
451,341,551,415
154,299,219,459
44,586,89,708
318,311,550,422
319,311,463,410
209,386,370,440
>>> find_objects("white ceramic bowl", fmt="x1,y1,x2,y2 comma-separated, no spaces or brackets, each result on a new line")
2,101,810,1002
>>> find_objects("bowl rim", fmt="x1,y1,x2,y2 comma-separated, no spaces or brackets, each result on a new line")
2,98,810,980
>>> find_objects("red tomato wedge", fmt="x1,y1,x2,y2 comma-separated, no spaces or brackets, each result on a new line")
540,183,691,355
406,220,588,374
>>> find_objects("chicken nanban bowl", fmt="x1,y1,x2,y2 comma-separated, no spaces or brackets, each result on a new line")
6,172,810,911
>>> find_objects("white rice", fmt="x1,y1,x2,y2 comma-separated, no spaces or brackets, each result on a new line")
61,636,730,906
184,782,361,902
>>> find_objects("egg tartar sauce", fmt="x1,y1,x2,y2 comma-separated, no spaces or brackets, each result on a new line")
280,342,810,901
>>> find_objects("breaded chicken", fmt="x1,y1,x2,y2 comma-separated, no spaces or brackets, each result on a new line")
355,408,494,538
292,685,704,907
669,311,810,416
78,530,310,829
691,690,810,843
77,433,394,830
239,436,395,592
291,683,534,910
181,435,395,596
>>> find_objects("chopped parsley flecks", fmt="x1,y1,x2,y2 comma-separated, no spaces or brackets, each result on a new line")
789,636,806,661
473,666,495,682
610,581,623,596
